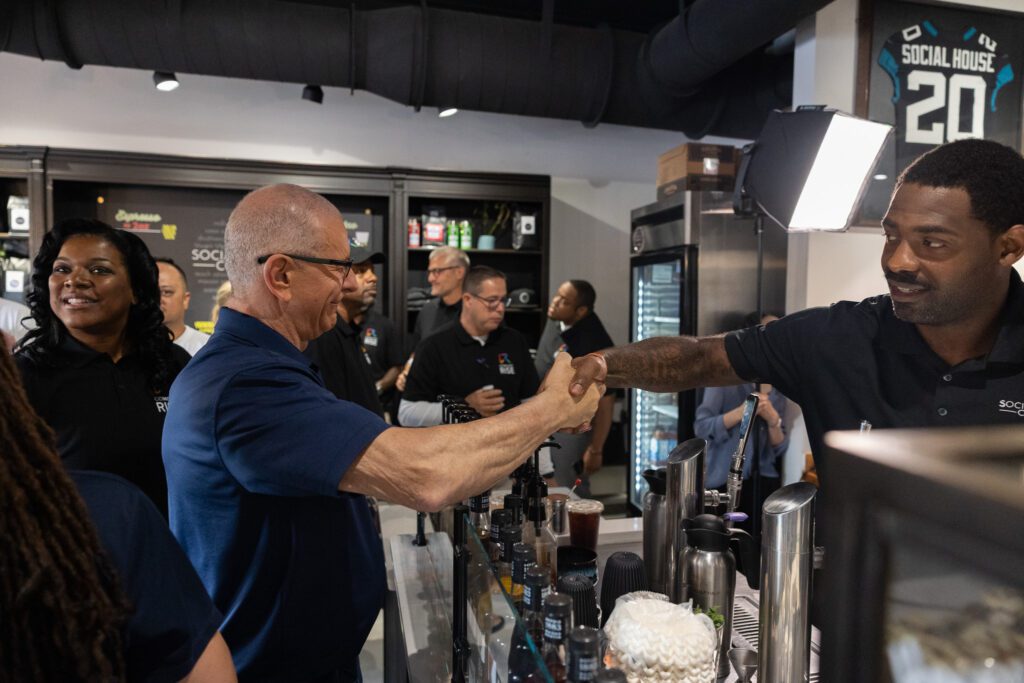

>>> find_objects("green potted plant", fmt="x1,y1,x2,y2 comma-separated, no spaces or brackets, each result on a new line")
474,202,512,250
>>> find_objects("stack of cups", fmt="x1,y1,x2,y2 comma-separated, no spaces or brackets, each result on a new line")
557,573,600,628
599,552,649,627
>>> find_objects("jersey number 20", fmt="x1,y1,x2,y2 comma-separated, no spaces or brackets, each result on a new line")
906,70,986,144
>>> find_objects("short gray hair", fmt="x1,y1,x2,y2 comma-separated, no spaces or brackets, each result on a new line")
224,184,341,293
428,246,470,270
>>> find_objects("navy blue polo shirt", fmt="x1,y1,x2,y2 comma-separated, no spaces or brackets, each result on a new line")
725,270,1024,480
163,307,390,682
73,471,222,683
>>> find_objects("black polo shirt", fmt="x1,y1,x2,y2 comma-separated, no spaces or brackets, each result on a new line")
404,321,541,408
534,313,615,377
305,315,385,417
725,269,1024,479
361,309,404,382
16,337,189,517
410,297,462,350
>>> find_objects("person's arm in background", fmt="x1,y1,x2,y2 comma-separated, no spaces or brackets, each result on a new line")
376,366,401,394
343,354,603,511
693,386,733,443
759,389,788,452
582,394,615,474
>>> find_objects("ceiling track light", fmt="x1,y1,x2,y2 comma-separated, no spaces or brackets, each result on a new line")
152,71,179,92
302,84,324,104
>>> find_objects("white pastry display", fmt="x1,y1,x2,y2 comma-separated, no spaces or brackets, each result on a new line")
603,596,718,683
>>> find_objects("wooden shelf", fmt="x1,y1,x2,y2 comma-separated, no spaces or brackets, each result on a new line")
0,232,30,238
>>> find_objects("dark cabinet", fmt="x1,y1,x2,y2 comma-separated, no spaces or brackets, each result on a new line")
0,146,46,303
9,147,549,344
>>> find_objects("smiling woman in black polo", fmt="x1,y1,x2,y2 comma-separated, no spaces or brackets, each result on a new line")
15,219,190,516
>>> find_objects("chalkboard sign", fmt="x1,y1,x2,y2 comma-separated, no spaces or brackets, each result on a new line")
858,0,1023,223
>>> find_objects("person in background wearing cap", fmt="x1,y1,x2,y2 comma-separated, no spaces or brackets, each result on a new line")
156,257,210,357
535,280,616,495
305,246,386,416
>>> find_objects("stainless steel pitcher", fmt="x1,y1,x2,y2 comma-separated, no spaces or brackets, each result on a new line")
641,468,669,595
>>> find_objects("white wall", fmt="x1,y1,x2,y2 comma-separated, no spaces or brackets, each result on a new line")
1,53,737,335
550,179,655,345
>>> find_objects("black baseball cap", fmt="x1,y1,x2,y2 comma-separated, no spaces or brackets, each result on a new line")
348,245,385,265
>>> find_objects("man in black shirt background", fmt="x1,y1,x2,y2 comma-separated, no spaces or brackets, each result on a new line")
535,280,616,494
400,265,540,427
306,247,386,416
569,138,1024,480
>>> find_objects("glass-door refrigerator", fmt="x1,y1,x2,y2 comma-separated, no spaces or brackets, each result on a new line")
625,191,787,513
627,195,698,512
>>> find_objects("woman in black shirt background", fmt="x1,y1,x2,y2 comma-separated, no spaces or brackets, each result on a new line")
15,218,189,515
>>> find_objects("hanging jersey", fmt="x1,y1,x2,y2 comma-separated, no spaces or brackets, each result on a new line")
878,20,1015,170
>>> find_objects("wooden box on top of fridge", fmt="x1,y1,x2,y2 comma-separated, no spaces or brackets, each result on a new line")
656,143,739,200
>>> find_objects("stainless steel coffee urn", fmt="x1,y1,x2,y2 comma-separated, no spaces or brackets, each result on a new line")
758,482,817,683
665,439,706,602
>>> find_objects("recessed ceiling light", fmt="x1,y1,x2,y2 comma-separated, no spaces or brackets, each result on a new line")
438,107,459,118
873,174,888,181
153,71,179,92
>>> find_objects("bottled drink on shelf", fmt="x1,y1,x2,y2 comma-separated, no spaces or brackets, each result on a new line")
459,219,473,250
446,220,460,247
504,493,523,527
489,508,512,563
511,542,536,615
468,491,490,542
541,593,573,683
508,566,549,683
499,524,523,603
407,217,421,248
567,626,601,682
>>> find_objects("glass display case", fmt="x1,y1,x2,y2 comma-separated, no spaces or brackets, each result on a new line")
822,426,1024,682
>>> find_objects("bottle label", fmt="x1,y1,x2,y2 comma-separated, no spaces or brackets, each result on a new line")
570,654,599,681
543,615,565,642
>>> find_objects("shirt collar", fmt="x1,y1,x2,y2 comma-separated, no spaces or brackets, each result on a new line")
58,333,110,369
988,269,1024,364
455,321,503,346
877,269,1024,364
216,307,313,367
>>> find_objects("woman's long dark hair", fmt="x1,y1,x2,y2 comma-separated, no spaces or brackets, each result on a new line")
16,219,176,393
0,347,129,680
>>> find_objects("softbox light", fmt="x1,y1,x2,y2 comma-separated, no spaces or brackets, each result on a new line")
734,106,893,232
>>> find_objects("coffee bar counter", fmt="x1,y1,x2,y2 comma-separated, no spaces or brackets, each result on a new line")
384,510,821,682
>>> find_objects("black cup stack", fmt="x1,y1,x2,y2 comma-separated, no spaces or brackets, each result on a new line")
599,551,649,627
557,573,600,628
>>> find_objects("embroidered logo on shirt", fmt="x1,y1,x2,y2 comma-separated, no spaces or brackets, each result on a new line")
997,399,1024,417
154,395,169,414
498,352,516,375
363,327,379,347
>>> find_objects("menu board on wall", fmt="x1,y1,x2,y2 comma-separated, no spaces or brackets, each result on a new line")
858,0,1023,223
91,186,385,329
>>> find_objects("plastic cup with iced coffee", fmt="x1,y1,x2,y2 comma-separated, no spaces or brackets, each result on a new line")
566,499,603,551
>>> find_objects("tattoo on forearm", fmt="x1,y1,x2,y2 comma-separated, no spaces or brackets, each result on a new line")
602,336,737,392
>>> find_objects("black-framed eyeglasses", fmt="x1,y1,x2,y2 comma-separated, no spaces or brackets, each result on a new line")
426,265,460,277
257,253,353,279
468,293,513,310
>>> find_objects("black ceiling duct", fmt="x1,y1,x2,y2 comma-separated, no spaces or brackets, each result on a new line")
0,0,831,139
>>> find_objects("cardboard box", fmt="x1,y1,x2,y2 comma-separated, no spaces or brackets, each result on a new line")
656,143,738,200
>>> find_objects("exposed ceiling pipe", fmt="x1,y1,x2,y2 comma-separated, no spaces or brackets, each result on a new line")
0,0,830,139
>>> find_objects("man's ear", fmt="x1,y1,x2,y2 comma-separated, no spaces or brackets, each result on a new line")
998,224,1024,267
262,255,294,302
183,290,191,311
